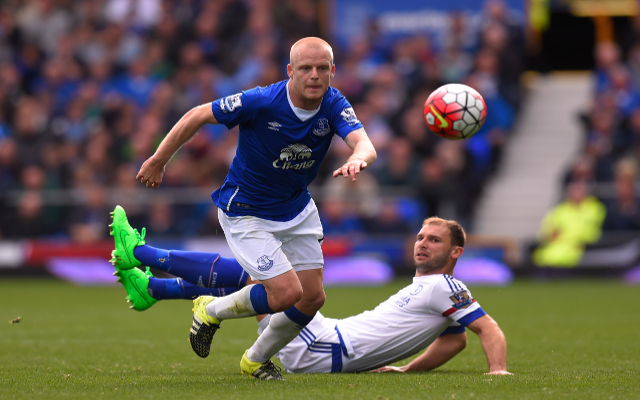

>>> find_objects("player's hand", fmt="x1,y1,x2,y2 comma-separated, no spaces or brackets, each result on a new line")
485,370,512,375
136,157,166,189
332,160,367,182
370,366,405,373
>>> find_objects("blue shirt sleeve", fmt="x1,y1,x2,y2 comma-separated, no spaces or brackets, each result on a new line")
330,94,364,140
439,325,466,337
211,87,262,129
456,308,487,327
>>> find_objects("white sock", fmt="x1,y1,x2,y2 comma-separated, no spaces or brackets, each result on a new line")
247,312,302,363
206,284,257,320
257,315,272,335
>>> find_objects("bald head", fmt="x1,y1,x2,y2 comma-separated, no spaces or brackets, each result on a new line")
290,37,334,67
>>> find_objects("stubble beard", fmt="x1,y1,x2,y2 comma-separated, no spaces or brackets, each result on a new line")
415,251,450,274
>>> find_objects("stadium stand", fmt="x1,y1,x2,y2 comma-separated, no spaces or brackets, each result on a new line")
0,0,527,271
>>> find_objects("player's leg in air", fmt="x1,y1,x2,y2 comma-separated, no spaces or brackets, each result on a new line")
110,204,325,381
108,205,251,311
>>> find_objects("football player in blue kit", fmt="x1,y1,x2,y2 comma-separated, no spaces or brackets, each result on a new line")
109,37,377,380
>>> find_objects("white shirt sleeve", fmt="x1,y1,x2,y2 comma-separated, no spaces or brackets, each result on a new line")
428,275,486,327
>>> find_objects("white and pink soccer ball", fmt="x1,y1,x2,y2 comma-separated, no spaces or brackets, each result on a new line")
423,83,487,140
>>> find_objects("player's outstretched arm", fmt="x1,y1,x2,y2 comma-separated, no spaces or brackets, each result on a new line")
371,332,467,373
333,128,377,182
466,315,512,375
136,103,218,189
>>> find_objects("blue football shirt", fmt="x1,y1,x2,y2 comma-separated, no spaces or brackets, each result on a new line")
210,80,364,221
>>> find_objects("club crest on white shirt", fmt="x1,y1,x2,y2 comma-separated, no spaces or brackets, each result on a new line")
221,93,243,113
410,285,423,295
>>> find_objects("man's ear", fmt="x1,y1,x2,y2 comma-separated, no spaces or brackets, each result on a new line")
451,246,464,260
287,64,293,79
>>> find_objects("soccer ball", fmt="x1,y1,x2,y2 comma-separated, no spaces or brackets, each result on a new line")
423,84,487,140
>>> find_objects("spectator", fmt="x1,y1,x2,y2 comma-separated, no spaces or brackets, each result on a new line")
365,199,415,234
3,190,56,239
603,158,640,231
563,154,597,190
603,178,640,231
375,137,421,187
0,138,19,191
319,196,366,238
69,184,111,243
532,180,607,268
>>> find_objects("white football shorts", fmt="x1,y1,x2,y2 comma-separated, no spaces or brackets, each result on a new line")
217,199,324,281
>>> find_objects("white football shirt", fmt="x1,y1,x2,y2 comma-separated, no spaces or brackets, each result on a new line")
336,274,484,371
336,275,485,372
274,274,486,373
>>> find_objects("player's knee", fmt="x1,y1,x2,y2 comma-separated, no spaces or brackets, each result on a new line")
270,286,303,312
453,332,468,352
310,290,326,311
299,288,325,313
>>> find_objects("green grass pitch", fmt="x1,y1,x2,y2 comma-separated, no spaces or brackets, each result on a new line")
1,277,639,399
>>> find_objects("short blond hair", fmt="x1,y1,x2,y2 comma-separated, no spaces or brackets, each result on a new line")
422,217,466,247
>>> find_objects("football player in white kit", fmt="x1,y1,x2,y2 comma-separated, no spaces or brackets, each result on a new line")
261,217,511,374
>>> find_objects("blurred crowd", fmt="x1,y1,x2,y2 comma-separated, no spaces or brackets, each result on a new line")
574,31,640,232
0,0,524,242
533,20,640,268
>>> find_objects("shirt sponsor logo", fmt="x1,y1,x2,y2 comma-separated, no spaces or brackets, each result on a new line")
220,93,243,113
272,143,315,170
395,296,411,307
268,121,282,131
340,107,360,126
257,255,274,271
210,272,217,287
312,118,331,136
449,290,473,309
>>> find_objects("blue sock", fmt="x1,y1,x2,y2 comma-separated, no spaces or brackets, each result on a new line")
147,277,241,300
284,306,315,327
133,245,247,288
249,284,273,315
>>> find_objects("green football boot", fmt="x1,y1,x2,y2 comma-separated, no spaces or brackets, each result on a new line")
109,205,146,271
113,266,158,311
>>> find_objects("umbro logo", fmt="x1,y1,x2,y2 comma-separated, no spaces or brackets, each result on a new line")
268,121,282,131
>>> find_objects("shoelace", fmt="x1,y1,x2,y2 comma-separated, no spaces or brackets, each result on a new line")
134,227,146,241
260,361,283,379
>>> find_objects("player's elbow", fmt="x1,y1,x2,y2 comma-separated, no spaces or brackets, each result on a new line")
477,319,505,342
186,103,217,125
368,145,378,164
